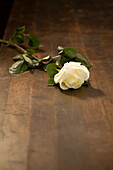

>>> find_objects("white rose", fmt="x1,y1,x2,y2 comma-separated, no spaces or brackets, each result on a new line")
54,62,89,90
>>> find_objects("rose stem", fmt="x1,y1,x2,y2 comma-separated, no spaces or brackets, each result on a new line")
52,55,61,59
0,39,39,61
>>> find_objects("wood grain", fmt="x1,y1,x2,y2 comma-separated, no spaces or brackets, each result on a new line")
0,0,113,170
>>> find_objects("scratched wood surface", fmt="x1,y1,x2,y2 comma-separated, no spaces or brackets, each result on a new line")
0,0,113,170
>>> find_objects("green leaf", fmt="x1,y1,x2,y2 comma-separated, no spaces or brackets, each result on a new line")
58,46,92,68
46,63,59,86
31,59,40,67
26,49,35,55
32,59,38,64
58,46,64,54
13,54,23,61
60,56,70,66
39,55,51,62
43,64,47,71
9,60,28,74
48,77,56,86
14,35,24,44
74,53,92,68
15,26,25,34
46,63,58,78
62,47,78,59
83,80,89,86
7,26,25,46
42,59,57,71
25,34,40,48
22,54,33,66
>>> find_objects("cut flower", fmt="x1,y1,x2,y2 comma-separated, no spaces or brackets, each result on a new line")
54,62,89,90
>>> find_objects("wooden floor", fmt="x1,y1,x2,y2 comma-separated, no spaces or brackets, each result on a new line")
0,0,113,169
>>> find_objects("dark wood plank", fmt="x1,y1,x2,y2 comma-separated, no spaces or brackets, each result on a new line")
0,0,113,170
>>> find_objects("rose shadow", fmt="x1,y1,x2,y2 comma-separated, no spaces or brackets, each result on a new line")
55,82,105,100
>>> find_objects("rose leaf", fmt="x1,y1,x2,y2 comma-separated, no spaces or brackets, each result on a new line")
62,46,78,59
13,54,23,61
60,56,70,66
25,34,40,48
39,55,52,62
46,63,58,78
9,60,28,74
48,77,56,86
57,46,64,54
74,53,92,68
26,48,35,55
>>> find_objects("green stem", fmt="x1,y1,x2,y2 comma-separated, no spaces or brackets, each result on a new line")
0,39,39,61
0,39,26,53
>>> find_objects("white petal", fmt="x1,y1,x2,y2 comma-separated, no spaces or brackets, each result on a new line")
54,67,65,83
54,73,61,83
64,62,81,67
59,81,68,90
75,67,89,81
72,79,84,89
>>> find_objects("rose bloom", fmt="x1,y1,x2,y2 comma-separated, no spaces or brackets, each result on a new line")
54,62,89,90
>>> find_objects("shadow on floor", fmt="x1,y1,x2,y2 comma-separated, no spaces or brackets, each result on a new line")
55,82,105,100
